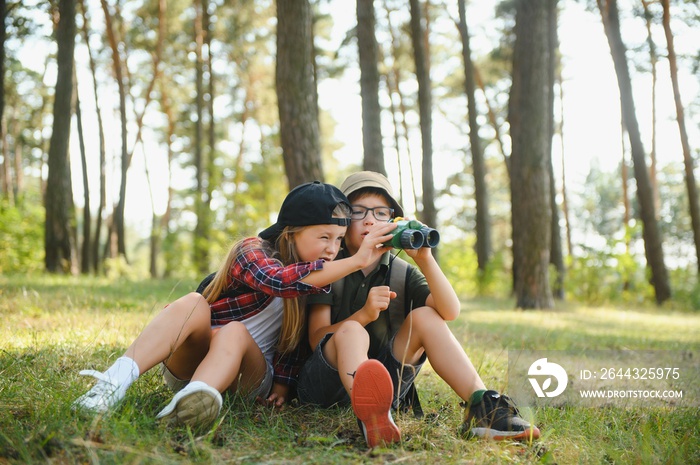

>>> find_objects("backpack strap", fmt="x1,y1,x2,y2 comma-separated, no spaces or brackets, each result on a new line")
385,256,409,335
329,255,424,418
386,256,424,419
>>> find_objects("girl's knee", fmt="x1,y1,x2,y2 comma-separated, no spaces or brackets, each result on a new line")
211,322,253,354
216,321,249,339
168,292,211,320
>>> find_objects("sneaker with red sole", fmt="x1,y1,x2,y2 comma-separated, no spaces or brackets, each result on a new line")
350,359,401,448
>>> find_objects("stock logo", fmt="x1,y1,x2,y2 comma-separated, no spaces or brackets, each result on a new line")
528,358,568,398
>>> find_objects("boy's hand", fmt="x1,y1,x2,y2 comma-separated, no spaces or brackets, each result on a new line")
360,285,397,322
397,218,435,262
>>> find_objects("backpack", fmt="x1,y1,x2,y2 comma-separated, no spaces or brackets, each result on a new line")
331,255,424,418
195,272,254,300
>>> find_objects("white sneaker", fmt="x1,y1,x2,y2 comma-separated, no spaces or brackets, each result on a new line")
156,381,222,429
72,370,128,413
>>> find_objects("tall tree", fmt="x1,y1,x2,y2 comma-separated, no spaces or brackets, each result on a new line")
457,0,491,272
73,69,91,274
78,0,107,273
383,2,418,210
276,0,323,187
101,0,128,260
408,0,436,237
193,0,211,274
598,0,671,303
641,0,660,216
509,0,553,309
45,0,77,273
660,0,700,274
0,0,5,196
546,0,564,298
357,0,385,175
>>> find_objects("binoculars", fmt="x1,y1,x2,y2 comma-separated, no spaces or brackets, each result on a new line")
385,218,440,249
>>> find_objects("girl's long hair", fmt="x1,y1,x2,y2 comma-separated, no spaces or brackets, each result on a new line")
202,203,351,353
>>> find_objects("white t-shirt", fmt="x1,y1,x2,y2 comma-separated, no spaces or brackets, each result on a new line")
241,297,284,365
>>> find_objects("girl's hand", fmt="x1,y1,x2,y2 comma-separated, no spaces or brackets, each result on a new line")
354,222,397,267
257,382,289,408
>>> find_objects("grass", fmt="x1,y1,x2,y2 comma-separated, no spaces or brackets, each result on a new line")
1,275,699,464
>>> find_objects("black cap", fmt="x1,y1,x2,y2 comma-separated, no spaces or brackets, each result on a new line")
259,181,352,243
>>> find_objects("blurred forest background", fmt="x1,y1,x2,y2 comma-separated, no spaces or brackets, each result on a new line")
1,0,699,309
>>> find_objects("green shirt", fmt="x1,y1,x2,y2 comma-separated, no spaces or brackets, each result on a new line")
307,250,431,357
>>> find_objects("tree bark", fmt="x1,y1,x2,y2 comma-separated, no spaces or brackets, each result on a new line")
45,0,77,274
73,69,91,274
193,0,210,274
276,0,323,187
78,0,106,273
598,0,670,303
458,0,491,272
408,0,436,248
0,0,5,200
357,0,385,175
101,0,128,260
642,0,660,217
158,74,175,278
384,3,417,210
661,0,700,273
546,0,564,298
509,0,553,309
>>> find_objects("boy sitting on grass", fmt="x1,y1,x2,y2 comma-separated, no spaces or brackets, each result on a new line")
296,171,540,448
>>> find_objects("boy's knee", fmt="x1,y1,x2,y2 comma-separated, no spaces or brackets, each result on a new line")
337,320,365,334
407,306,441,325
333,320,369,344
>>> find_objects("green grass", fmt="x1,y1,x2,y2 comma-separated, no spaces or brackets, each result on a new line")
1,276,698,464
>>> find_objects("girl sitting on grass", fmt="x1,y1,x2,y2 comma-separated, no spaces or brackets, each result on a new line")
73,181,396,430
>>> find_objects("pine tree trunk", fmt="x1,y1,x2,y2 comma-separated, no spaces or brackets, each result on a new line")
661,0,700,273
598,0,670,303
384,3,416,209
642,0,660,218
193,0,209,274
458,0,491,272
276,0,323,187
546,0,564,298
509,0,553,309
78,0,106,273
357,0,385,175
73,71,91,274
409,0,437,252
0,0,5,200
45,0,77,274
101,0,128,261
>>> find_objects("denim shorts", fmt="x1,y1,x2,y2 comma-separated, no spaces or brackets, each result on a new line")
297,332,425,409
161,361,274,402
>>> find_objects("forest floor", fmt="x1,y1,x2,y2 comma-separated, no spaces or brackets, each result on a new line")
1,275,698,464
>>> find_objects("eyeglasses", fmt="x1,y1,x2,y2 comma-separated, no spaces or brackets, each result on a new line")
350,205,394,222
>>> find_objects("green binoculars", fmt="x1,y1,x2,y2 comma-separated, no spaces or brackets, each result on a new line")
385,218,440,249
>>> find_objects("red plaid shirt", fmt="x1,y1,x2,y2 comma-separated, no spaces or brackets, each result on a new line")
209,237,329,386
